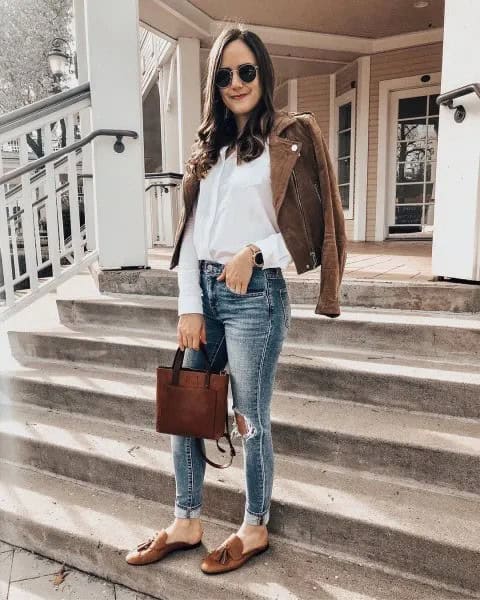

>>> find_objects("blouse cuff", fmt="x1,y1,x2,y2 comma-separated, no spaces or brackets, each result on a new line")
252,232,292,269
178,294,203,316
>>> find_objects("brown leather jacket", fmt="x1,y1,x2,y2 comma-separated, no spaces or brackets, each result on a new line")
169,110,347,318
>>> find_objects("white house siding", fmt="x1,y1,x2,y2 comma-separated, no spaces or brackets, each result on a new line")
297,74,331,142
366,43,443,240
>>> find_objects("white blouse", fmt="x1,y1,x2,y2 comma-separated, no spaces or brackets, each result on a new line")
176,141,292,315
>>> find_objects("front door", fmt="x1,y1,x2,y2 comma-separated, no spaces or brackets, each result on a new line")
387,86,440,237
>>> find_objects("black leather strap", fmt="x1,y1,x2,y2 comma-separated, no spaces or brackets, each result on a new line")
197,410,236,469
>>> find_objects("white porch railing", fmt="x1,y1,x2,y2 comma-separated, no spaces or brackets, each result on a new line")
2,140,20,153
144,172,182,247
0,84,137,320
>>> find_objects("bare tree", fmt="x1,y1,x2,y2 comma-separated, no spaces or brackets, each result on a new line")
0,0,73,154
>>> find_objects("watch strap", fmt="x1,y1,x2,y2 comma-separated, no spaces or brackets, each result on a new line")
246,244,264,267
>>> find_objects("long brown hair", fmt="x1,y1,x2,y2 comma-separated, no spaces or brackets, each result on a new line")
185,24,276,180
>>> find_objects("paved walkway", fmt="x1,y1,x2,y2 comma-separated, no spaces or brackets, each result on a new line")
0,540,155,600
149,240,433,282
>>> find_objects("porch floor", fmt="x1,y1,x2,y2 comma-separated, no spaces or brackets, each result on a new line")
149,240,433,282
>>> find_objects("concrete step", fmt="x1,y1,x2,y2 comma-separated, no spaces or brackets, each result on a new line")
57,296,480,363
1,403,480,593
3,360,480,494
0,461,472,600
8,326,480,419
97,267,480,313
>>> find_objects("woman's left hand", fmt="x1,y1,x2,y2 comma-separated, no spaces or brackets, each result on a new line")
217,247,254,294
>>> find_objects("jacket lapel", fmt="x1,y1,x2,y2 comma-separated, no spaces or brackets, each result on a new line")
268,111,302,214
268,142,301,214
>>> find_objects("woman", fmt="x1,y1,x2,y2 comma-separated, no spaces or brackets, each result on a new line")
126,24,346,574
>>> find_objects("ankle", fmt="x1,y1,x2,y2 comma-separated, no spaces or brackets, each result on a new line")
239,523,268,535
173,517,202,529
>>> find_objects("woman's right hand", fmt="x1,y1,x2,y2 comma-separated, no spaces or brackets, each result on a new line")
177,313,206,351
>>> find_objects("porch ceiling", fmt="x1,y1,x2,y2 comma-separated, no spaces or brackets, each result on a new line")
140,0,444,83
189,0,445,39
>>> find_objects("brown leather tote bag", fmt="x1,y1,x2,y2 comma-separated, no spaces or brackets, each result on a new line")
156,342,236,469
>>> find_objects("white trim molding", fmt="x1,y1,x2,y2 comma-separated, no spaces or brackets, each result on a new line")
270,54,347,67
334,88,356,220
287,79,298,112
353,55,370,241
371,27,443,53
375,72,442,241
328,73,336,156
215,20,443,56
216,21,372,54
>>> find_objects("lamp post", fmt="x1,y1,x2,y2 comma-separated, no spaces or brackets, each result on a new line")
47,37,77,93
46,38,79,148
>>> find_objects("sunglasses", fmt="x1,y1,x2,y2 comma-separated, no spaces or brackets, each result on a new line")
215,63,259,88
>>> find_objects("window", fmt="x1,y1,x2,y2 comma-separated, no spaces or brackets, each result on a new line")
389,91,439,235
334,89,355,219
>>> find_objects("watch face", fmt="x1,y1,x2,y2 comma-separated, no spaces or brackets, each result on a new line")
254,252,264,266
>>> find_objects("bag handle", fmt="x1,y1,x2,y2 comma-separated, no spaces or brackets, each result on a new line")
171,342,212,387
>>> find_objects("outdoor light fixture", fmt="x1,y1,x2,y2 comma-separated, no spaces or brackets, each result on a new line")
413,1,430,8
47,37,76,93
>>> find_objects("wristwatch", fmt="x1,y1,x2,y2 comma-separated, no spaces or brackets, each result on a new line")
247,244,264,268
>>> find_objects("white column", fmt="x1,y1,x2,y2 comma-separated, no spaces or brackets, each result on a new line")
159,55,180,173
73,0,95,252
287,79,298,112
156,55,182,248
176,37,201,171
353,56,370,242
432,0,480,281
83,0,147,269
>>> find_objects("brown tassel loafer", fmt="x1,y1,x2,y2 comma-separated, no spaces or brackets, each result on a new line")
200,535,269,574
125,530,202,565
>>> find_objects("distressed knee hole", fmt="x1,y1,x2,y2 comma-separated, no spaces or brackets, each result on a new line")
232,410,256,441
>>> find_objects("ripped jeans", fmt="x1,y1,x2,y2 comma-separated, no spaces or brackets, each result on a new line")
171,259,291,526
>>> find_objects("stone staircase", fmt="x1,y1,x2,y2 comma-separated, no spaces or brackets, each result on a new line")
1,269,480,599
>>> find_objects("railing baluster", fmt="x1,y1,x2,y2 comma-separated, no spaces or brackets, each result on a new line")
10,209,21,279
79,107,96,252
19,135,39,291
43,123,61,278
57,187,66,255
0,159,15,306
66,113,83,263
32,205,43,266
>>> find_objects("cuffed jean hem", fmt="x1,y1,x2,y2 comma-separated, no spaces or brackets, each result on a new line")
244,508,270,526
174,504,202,519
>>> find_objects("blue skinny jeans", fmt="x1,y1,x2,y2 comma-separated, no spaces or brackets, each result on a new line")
171,259,291,526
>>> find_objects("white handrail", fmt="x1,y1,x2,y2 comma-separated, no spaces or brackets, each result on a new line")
0,86,97,320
